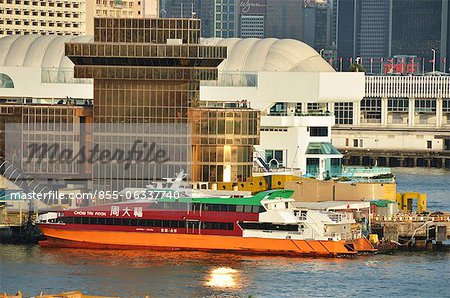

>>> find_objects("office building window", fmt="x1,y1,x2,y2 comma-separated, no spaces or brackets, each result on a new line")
388,98,409,112
309,127,328,137
334,102,353,125
361,98,381,123
415,99,436,113
443,100,450,113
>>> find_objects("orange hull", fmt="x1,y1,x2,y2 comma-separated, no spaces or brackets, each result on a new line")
38,226,375,257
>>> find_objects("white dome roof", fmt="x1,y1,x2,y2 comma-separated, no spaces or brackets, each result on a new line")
0,35,334,73
0,35,93,69
201,38,335,72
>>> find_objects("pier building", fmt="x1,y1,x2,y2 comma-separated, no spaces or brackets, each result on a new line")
331,75,450,169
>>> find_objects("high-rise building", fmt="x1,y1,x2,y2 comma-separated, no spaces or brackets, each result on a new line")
159,0,214,37
66,18,259,190
333,0,358,70
332,0,449,73
86,0,159,34
0,0,88,36
214,0,237,37
0,0,159,36
159,0,303,40
159,0,199,18
303,2,330,52
359,0,391,59
443,0,450,72
239,0,267,38
334,0,390,72
391,0,441,72
265,0,303,40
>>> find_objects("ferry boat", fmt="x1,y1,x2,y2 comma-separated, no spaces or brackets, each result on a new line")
37,190,375,257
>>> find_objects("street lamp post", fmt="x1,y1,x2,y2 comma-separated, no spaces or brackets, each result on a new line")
431,48,436,73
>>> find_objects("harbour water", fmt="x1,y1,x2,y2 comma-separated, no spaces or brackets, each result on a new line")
1,169,449,298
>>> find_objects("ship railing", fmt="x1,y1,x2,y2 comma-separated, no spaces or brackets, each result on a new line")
259,230,304,235
323,211,353,223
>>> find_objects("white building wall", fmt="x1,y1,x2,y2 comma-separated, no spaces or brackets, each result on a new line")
333,129,446,151
258,115,336,172
200,72,365,110
0,67,92,100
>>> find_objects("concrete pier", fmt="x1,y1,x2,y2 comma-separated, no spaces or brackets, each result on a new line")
342,149,450,169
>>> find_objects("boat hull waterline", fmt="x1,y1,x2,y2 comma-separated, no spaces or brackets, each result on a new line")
38,225,375,257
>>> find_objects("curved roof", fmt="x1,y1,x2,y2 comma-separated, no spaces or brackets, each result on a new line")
201,38,335,72
0,35,93,69
0,35,334,72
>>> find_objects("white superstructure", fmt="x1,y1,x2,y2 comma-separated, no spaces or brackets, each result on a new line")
241,197,357,241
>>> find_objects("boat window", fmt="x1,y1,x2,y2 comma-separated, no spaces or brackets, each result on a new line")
251,206,260,213
202,222,234,230
236,205,244,212
61,217,188,228
244,205,253,213
285,202,289,209
240,222,298,231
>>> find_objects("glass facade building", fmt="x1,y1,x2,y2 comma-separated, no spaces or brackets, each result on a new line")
66,17,259,190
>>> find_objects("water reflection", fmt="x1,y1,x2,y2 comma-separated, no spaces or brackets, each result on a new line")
206,267,238,288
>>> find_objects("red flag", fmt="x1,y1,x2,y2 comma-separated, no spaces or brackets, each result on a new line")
380,57,384,62
387,58,394,63
410,57,415,63
369,58,373,63
443,57,447,63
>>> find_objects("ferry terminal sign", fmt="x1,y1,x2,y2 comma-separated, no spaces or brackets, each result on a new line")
240,0,267,14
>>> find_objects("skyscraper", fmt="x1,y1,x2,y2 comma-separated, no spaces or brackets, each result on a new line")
333,0,449,73
303,1,330,52
265,0,303,40
443,0,450,72
334,0,359,69
239,0,267,38
0,0,159,36
359,0,391,59
391,0,442,71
